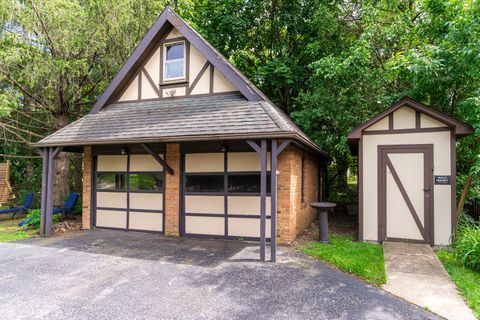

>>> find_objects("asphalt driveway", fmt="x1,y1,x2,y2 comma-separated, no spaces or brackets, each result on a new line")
0,230,438,320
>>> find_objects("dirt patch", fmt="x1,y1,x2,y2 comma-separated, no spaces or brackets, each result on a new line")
53,216,82,234
293,212,358,247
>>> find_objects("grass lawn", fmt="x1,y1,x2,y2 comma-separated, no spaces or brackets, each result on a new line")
302,234,386,285
0,216,38,243
437,250,480,318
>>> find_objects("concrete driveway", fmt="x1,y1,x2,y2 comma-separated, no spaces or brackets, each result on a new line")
0,230,439,320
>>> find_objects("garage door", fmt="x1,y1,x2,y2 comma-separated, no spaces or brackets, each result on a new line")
182,152,271,240
95,154,164,232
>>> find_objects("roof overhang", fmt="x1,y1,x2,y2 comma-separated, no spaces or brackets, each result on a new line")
347,97,474,154
31,132,331,161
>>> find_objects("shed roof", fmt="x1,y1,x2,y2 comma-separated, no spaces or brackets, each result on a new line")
347,97,473,146
33,94,330,158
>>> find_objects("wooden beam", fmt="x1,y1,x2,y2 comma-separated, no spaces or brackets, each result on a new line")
276,139,290,155
246,140,261,153
141,143,174,175
270,139,277,262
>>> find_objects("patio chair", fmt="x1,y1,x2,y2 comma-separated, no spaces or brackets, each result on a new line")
18,192,79,227
0,192,34,220
53,192,79,217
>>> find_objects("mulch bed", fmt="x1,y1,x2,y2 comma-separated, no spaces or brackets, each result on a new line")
52,215,82,234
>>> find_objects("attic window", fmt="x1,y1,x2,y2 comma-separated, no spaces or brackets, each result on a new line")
163,42,185,81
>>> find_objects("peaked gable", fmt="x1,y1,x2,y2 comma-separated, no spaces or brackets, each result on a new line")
91,7,266,113
347,97,473,141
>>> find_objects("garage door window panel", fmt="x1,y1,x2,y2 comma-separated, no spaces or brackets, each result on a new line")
185,174,224,194
227,172,271,194
97,173,126,191
129,172,163,192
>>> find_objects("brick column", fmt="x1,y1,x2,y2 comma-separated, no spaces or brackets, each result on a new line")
164,143,180,236
82,146,92,230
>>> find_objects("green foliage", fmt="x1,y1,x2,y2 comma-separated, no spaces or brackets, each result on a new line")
24,209,41,228
453,214,480,271
302,235,386,285
0,0,479,205
437,250,480,318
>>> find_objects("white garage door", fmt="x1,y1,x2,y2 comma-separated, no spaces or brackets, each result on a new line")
95,154,164,232
183,152,271,240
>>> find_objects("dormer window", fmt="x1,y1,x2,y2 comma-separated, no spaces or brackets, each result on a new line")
163,42,185,81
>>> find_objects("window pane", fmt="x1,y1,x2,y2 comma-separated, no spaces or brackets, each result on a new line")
228,174,271,194
129,173,163,191
165,60,184,79
185,175,224,193
166,43,184,60
97,173,125,190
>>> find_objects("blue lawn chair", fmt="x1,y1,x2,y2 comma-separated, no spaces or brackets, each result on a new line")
53,192,79,217
0,193,34,219
19,192,79,227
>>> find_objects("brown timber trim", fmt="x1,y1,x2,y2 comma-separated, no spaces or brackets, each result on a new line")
385,237,427,244
209,64,214,94
358,138,363,241
187,61,210,95
138,73,142,100
415,111,421,129
377,144,434,245
347,97,473,140
363,127,450,135
388,114,394,131
142,67,161,97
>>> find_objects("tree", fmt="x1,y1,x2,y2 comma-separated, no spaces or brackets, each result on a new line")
0,0,172,204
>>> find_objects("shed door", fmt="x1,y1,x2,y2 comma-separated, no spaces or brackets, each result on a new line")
378,145,433,244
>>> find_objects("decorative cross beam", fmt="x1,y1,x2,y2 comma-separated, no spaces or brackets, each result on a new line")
140,143,174,175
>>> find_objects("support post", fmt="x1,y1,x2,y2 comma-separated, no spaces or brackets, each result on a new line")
40,147,61,237
39,148,49,237
270,139,278,262
260,139,267,261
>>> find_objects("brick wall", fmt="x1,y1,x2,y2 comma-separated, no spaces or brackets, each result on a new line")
82,146,92,229
277,145,321,243
164,143,180,236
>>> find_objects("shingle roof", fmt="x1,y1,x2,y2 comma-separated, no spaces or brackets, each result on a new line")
33,94,329,158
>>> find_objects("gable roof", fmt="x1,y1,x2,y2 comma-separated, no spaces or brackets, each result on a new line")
347,97,474,141
33,94,330,159
91,7,268,114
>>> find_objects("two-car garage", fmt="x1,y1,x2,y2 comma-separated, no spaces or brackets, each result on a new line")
93,150,271,240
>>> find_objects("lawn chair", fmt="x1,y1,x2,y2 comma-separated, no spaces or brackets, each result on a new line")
18,192,79,227
0,192,34,219
53,192,79,217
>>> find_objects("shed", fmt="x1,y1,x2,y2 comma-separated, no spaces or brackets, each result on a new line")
32,7,330,262
348,97,473,246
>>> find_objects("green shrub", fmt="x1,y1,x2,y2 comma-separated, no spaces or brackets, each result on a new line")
24,209,41,228
23,209,61,229
453,214,480,271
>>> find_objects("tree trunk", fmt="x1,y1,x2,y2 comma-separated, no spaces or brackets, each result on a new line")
53,114,70,206
456,173,474,219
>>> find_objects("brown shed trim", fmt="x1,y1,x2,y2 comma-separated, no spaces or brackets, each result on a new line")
348,97,473,142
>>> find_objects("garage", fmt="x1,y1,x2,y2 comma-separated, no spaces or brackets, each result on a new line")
182,151,271,240
348,97,473,245
94,153,165,233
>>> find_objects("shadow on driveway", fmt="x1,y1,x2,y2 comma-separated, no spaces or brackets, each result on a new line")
17,229,255,267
